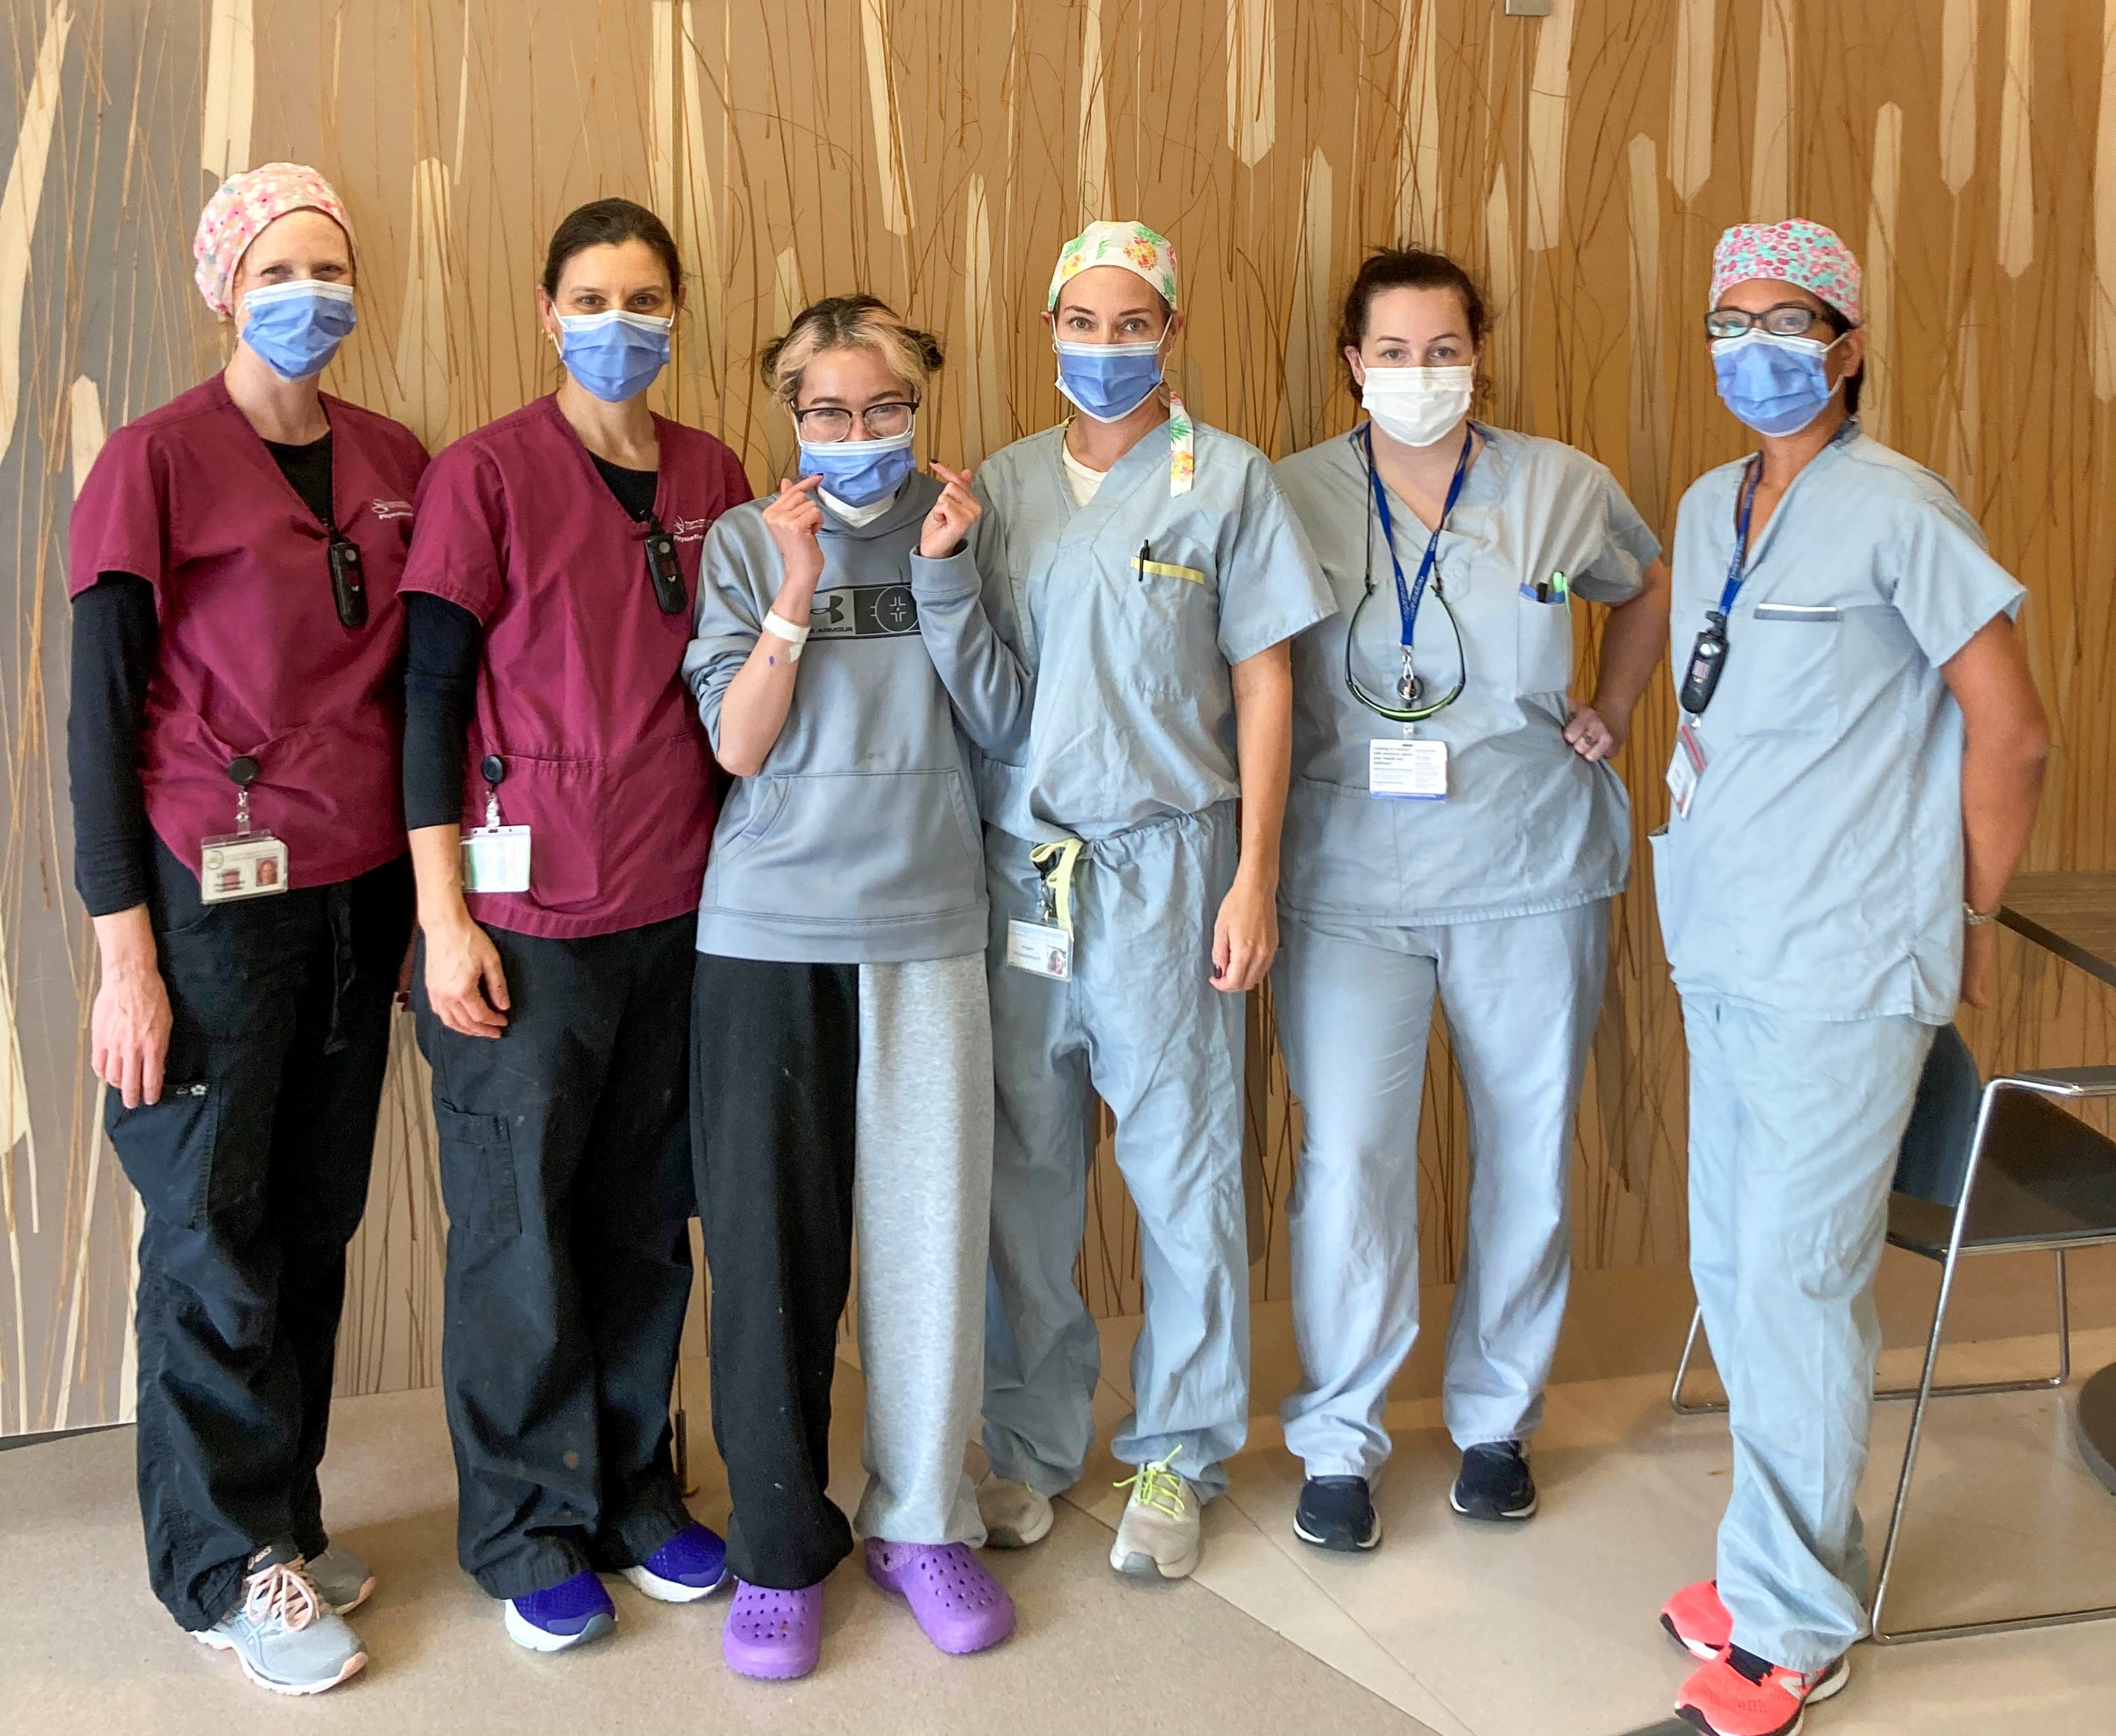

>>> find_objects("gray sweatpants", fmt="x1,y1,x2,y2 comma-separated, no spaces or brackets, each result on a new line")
852,952,994,1546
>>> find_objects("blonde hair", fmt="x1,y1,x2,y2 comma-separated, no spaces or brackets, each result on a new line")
761,294,944,405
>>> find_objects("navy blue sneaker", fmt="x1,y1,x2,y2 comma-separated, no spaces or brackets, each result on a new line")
503,1569,616,1653
621,1521,729,1604
1292,1476,1382,1552
1449,1441,1538,1521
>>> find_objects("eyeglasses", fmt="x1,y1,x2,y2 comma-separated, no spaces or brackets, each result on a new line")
1704,303,1835,341
792,400,917,442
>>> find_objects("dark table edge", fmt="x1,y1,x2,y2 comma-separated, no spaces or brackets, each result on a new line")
1997,906,2116,993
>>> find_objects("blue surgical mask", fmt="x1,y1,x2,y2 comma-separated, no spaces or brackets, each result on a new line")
1054,337,1166,423
1711,328,1844,438
238,281,356,381
556,309,673,402
799,424,917,508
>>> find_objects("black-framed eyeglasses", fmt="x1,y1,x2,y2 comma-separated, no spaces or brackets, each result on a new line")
1704,303,1834,341
792,400,918,442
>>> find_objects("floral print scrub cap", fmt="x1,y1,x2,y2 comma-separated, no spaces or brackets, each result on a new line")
1710,219,1862,327
193,162,356,317
1046,220,1181,314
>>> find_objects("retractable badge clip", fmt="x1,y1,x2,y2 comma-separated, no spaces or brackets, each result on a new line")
199,755,290,902
460,753,532,893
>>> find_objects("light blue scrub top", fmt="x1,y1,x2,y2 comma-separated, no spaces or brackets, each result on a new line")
1273,425,1660,926
966,421,1336,842
1652,421,2025,1022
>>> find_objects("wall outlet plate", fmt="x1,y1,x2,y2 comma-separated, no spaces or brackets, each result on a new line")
1505,0,1555,15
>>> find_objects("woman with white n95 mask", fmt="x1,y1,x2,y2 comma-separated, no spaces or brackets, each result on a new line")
1268,246,1671,1557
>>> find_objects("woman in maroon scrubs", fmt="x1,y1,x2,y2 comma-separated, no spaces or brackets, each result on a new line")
68,163,423,1694
400,197,751,1653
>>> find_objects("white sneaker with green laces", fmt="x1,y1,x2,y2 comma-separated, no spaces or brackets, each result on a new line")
303,1542,377,1615
1109,1452,1200,1580
196,1548,367,1695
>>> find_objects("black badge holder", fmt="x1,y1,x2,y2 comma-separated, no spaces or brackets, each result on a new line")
199,755,290,902
644,519,687,615
1679,615,1728,715
327,531,368,627
459,753,531,894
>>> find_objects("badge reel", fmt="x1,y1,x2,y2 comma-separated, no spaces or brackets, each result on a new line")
199,755,290,902
1368,653,1450,801
1004,865,1073,982
328,531,368,628
460,754,532,894
645,523,687,615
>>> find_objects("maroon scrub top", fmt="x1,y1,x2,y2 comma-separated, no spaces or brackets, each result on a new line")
67,374,428,888
400,395,752,939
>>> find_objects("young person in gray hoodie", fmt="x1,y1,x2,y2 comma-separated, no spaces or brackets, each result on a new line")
682,296,1014,1681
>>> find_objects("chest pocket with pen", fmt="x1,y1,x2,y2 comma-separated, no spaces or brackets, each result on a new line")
1705,601,1844,738
1514,567,1576,696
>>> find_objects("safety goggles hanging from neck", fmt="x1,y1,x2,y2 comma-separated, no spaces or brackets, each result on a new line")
1343,424,1473,723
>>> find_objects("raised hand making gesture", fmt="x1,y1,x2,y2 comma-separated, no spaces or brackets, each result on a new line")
920,462,981,559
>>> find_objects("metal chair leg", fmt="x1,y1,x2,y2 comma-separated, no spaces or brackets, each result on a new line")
1870,1242,2116,1643
1669,1306,1728,1415
1672,1247,2073,1421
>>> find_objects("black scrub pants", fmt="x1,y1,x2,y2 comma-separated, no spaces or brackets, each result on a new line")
108,837,413,1632
414,912,696,1601
690,952,859,1590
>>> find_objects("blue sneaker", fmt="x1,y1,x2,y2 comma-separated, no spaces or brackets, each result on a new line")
621,1521,729,1604
503,1569,616,1653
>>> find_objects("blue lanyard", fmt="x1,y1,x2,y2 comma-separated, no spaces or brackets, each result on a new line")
1363,423,1474,655
1717,458,1763,617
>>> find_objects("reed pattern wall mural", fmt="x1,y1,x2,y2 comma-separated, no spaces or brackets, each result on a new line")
3,0,2113,1432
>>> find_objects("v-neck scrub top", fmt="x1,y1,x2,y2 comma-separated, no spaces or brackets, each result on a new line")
1651,423,2024,1021
961,422,1335,842
400,395,752,939
1273,426,1660,926
66,375,428,887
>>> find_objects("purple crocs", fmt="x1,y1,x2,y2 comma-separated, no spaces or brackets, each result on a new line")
720,1579,824,1680
864,1539,1016,1656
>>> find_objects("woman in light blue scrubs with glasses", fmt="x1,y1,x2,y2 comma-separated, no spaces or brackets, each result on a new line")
1269,247,1669,1554
1652,221,2047,1736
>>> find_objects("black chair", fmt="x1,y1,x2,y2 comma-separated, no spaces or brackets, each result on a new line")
1667,1026,2116,1642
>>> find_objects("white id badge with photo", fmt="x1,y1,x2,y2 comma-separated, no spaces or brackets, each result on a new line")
1005,918,1073,981
460,825,532,894
1368,736,1449,800
199,832,290,902
1666,720,1707,820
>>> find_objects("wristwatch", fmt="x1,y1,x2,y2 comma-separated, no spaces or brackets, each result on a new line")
1963,902,1998,927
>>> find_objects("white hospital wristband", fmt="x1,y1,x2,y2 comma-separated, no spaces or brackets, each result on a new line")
761,609,811,662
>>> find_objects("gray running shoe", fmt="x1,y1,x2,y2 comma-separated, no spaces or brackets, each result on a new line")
195,1545,367,1695
304,1541,377,1615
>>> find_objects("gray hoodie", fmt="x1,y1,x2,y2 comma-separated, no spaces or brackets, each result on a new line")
683,472,989,963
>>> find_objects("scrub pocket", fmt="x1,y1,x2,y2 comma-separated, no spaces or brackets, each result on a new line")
1514,590,1575,696
1713,608,1844,737
433,1099,523,1236
105,1070,222,1230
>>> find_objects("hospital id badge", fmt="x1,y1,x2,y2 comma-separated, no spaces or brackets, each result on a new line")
1368,736,1448,800
199,831,290,902
1666,720,1707,820
1005,918,1072,981
459,825,531,894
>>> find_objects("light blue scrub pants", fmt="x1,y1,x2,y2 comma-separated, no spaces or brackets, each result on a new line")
1681,993,1935,1671
981,804,1249,1499
1275,902,1609,1478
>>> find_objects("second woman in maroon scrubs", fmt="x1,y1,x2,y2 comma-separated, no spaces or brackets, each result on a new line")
400,198,751,1653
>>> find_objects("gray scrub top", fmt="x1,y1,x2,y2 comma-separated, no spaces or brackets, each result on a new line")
965,421,1336,842
1652,421,2025,1022
1273,425,1660,927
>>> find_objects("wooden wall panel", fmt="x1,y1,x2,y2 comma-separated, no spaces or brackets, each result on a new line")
2,0,2111,1427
